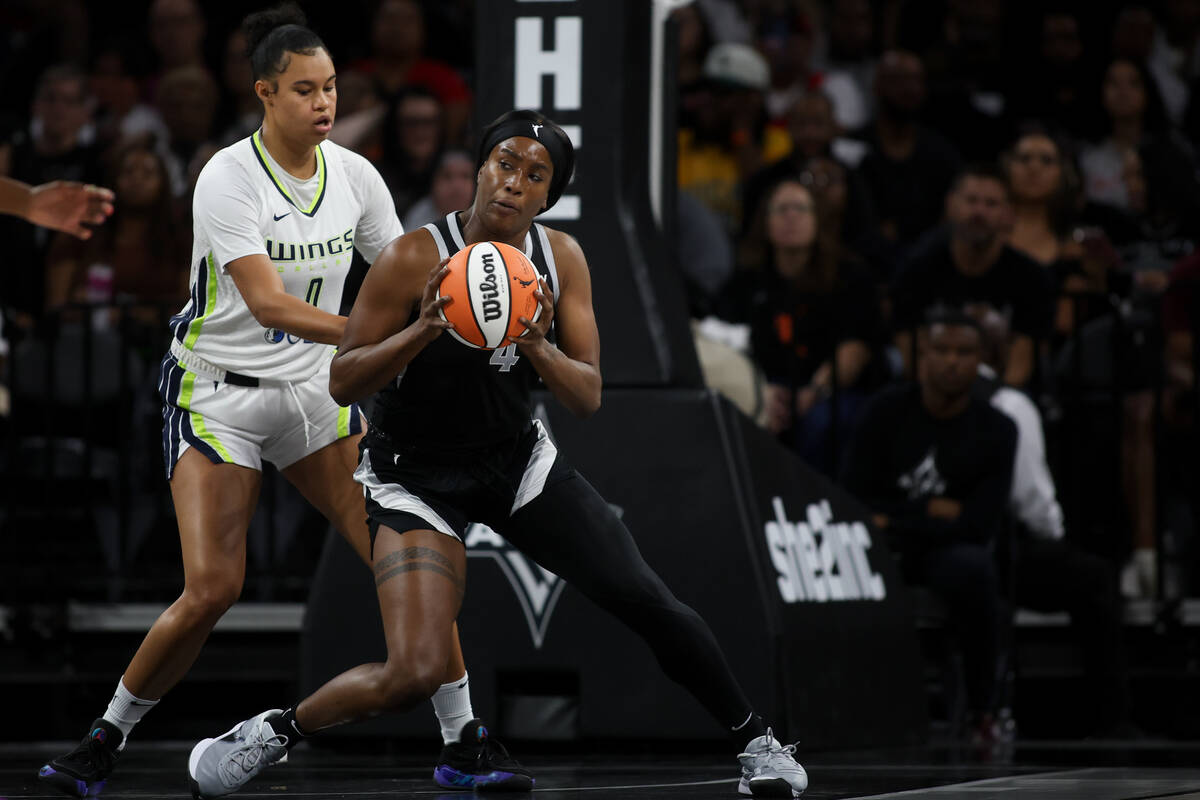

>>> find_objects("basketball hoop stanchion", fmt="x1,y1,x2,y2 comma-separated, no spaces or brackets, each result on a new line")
473,0,701,388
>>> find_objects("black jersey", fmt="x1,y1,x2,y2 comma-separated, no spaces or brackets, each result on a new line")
369,211,561,451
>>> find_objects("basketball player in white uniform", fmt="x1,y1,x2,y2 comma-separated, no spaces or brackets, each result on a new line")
37,7,527,798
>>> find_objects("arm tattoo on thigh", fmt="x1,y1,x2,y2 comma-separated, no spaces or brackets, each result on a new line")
374,546,464,594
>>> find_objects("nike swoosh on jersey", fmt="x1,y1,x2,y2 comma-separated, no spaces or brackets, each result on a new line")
273,211,291,221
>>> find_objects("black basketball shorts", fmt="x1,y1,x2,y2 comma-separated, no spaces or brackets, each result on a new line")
354,420,574,550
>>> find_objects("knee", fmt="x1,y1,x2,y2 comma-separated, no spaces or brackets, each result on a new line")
179,580,242,622
603,571,681,621
376,657,446,711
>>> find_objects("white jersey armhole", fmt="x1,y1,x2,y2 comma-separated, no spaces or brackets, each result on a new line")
534,223,562,303
424,222,450,261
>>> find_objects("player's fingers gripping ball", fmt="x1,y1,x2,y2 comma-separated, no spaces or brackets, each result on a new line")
437,241,542,350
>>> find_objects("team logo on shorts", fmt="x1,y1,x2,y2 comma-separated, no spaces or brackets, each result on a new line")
264,328,286,344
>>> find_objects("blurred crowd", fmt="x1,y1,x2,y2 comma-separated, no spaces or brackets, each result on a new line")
0,0,1198,633
676,0,1200,613
0,0,474,336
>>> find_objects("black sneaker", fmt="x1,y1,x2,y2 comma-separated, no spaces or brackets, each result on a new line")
38,718,123,798
433,718,534,792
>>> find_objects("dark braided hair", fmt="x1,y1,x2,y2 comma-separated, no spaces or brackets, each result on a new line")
242,2,328,83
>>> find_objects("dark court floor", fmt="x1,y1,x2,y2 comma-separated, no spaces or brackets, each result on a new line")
6,739,1200,800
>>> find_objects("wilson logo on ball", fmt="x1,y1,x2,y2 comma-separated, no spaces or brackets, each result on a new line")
438,241,542,350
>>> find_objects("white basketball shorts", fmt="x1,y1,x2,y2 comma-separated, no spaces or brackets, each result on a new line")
157,351,363,480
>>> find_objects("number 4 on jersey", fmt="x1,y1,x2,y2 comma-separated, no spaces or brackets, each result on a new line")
490,343,520,372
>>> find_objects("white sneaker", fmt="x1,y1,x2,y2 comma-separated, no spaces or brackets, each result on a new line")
188,709,289,799
737,728,807,797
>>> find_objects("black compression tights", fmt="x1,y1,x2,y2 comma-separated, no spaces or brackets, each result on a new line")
500,472,754,730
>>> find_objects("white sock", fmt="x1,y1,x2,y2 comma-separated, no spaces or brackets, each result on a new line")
431,672,474,744
102,678,159,748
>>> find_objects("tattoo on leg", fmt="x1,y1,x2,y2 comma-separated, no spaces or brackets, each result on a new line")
374,546,463,593
374,546,455,574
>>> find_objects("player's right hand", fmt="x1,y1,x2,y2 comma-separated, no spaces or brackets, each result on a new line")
417,258,454,340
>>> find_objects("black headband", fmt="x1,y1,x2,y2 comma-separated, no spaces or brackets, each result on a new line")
476,118,572,213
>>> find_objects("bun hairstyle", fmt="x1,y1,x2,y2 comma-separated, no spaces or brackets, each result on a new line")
242,2,328,82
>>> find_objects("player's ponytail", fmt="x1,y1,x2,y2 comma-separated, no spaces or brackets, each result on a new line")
242,2,328,82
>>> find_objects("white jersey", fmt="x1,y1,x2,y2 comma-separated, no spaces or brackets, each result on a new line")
169,130,402,381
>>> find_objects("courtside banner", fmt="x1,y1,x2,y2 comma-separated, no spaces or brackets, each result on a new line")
473,0,701,387
722,401,928,747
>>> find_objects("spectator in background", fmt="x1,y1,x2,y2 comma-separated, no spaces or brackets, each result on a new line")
891,166,1055,388
737,176,881,475
1080,57,1165,209
1112,5,1158,65
1004,126,1081,270
349,0,471,146
44,143,187,326
1113,2,1199,125
89,40,168,154
401,148,475,231
921,0,1017,162
815,0,877,131
741,89,877,260
678,41,776,236
154,65,220,200
856,50,962,268
145,0,207,98
1012,10,1094,140
1001,125,1127,340
1100,146,1200,277
754,5,819,123
216,28,262,146
1079,58,1199,249
842,309,1017,745
0,64,102,324
377,87,445,221
0,0,90,121
326,70,386,160
972,306,1133,739
673,1,717,89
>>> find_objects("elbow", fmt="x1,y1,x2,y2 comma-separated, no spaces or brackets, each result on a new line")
247,297,283,332
572,386,602,419
328,358,355,407
329,384,355,408
575,397,601,419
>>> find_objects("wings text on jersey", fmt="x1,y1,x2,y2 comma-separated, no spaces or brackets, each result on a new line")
265,228,354,270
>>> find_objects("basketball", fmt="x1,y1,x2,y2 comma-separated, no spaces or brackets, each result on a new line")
437,241,542,350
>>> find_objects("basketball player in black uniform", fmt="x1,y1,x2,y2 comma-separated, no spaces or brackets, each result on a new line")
191,110,807,798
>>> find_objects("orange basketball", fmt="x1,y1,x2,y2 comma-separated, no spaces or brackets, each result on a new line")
437,241,542,350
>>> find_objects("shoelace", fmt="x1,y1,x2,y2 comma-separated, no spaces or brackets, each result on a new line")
476,735,520,769
218,728,288,787
755,742,801,775
750,729,800,771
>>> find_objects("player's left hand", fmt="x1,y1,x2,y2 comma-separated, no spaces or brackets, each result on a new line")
27,181,115,239
510,277,554,349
